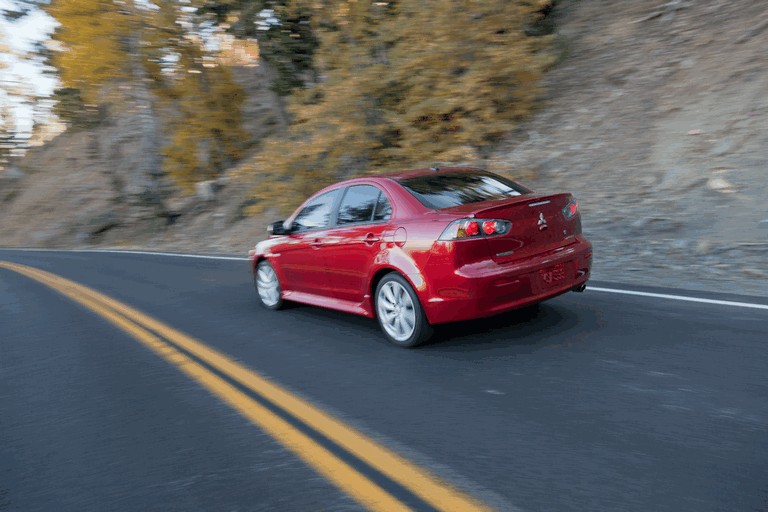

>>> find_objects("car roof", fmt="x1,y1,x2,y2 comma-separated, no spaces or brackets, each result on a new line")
344,166,485,184
299,167,487,215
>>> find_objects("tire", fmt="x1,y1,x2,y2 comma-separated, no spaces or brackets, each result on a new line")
254,260,284,310
375,273,433,348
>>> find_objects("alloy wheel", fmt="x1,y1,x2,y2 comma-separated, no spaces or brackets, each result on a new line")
376,280,417,342
256,263,281,307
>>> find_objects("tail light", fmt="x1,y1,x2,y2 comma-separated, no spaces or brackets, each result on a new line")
439,219,511,240
563,198,579,219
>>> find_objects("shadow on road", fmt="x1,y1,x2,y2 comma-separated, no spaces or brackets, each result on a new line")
269,296,602,354
424,301,598,353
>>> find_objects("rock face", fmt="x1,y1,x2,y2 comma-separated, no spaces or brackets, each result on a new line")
0,62,286,251
2,1,767,297
494,0,768,297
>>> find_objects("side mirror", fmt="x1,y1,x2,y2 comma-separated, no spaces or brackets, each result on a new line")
267,220,289,236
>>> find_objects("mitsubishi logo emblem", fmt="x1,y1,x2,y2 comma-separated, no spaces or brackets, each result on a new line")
537,212,548,230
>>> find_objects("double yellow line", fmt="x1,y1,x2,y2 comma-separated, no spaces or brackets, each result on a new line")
0,261,491,512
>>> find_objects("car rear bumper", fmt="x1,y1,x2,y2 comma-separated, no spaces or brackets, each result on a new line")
421,236,592,325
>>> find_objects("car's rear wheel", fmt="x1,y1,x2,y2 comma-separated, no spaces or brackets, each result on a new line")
255,260,284,310
375,273,432,348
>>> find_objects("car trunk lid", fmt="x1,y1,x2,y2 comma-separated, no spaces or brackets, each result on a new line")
443,193,579,263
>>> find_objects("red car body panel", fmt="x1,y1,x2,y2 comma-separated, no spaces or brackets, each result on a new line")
250,168,592,325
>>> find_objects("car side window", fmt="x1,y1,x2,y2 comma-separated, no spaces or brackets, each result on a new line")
291,189,340,232
337,185,386,225
373,192,392,222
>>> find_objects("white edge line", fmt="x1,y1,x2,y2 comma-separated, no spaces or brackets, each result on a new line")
4,248,767,311
2,248,249,261
588,286,768,311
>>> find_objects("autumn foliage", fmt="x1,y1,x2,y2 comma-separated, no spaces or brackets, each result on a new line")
48,0,247,188
243,0,555,214
46,0,554,205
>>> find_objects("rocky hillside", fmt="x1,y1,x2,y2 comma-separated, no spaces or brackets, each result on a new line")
2,0,767,296
508,0,768,296
0,63,286,251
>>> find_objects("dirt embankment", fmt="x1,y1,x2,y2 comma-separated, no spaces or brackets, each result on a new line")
2,0,767,296
0,63,285,252
499,0,768,296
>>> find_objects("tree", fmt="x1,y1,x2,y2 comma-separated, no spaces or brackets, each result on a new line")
0,106,16,170
196,0,318,95
51,87,104,130
158,49,247,185
0,10,53,151
47,0,248,193
0,0,44,20
0,42,12,168
242,0,555,215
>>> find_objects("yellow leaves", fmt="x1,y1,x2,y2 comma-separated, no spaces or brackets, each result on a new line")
46,0,554,208
243,0,554,214
48,0,249,188
48,0,133,102
161,63,247,187
162,128,201,186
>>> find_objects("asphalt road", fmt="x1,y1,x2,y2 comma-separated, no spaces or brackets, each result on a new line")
1,249,767,512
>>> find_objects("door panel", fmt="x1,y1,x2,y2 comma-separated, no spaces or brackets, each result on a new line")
276,230,331,296
324,224,388,303
275,189,340,296
324,185,392,303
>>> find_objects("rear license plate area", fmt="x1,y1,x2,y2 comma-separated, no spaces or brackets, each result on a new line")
537,262,568,289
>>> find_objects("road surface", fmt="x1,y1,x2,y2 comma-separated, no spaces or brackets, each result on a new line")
1,249,767,511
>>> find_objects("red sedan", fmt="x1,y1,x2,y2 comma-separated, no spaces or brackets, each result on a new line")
249,167,592,347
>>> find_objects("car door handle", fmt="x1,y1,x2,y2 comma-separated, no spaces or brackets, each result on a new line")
311,238,324,248
363,233,380,245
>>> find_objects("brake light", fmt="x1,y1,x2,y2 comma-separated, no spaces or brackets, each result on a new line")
439,219,511,240
563,198,579,219
482,221,496,235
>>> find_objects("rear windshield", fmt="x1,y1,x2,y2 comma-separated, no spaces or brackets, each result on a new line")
397,172,529,209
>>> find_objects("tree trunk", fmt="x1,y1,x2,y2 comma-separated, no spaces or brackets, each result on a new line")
125,12,165,212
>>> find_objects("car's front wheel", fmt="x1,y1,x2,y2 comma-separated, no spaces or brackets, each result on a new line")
255,260,284,310
375,273,433,348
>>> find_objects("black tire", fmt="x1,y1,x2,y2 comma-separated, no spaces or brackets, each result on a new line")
254,260,284,310
375,273,433,348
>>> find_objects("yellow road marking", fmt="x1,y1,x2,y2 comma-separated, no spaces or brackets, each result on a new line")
0,261,408,512
0,261,492,512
